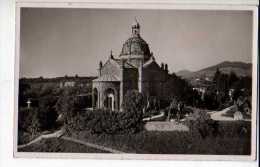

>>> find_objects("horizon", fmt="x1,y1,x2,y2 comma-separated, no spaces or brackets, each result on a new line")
20,60,252,79
20,8,253,78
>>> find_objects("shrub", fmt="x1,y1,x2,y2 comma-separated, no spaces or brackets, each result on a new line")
94,109,143,134
187,109,220,139
66,90,145,135
120,90,145,131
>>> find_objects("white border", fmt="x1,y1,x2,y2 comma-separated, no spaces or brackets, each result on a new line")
15,0,259,6
13,1,258,161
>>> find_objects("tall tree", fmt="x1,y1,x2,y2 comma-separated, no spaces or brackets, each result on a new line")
228,71,239,88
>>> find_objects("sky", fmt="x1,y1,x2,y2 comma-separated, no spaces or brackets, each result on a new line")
20,8,253,78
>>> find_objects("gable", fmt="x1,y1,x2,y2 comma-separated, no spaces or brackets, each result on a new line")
143,61,161,71
101,59,120,79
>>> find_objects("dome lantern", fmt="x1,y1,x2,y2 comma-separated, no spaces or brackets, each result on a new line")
132,18,140,37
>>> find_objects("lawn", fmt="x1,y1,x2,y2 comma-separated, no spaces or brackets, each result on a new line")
18,138,109,153
18,121,251,155
69,120,251,155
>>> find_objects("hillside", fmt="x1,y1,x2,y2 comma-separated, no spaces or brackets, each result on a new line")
176,61,252,80
175,70,193,78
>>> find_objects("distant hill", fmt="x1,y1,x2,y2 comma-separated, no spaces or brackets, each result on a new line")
176,61,252,80
176,70,193,78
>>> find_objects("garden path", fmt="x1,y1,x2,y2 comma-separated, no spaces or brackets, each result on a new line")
18,129,124,153
209,105,235,121
61,136,124,153
143,112,165,121
18,129,64,149
145,121,189,131
209,105,251,121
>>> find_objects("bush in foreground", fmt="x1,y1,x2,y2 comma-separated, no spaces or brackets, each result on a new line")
66,90,145,135
186,109,221,139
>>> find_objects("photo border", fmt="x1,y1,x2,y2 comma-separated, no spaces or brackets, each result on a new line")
13,1,258,161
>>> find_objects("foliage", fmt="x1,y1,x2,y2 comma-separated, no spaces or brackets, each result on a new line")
119,90,145,132
18,107,40,144
165,73,196,106
122,90,145,113
64,120,251,155
55,88,79,125
192,69,252,110
37,95,58,130
18,85,61,143
66,109,144,135
186,109,221,139
65,90,145,135
203,90,219,110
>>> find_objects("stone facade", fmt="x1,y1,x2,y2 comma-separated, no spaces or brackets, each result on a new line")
92,20,172,111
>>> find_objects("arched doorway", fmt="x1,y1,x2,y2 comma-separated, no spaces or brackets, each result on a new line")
105,88,115,111
92,88,98,109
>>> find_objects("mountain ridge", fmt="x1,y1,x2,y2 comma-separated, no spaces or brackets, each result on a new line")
176,61,252,80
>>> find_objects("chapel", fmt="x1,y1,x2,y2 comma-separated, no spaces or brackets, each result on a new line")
92,19,172,111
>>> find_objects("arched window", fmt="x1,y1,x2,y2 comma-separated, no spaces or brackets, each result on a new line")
93,88,98,108
105,88,115,111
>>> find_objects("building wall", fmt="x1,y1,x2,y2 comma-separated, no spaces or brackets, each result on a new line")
92,58,175,111
142,62,168,99
122,68,139,94
92,81,120,111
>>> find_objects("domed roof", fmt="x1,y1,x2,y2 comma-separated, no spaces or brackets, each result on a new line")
120,36,150,56
120,20,152,61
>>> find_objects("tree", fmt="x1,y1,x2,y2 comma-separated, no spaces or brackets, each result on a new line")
232,76,252,101
165,73,195,106
38,95,58,130
18,107,40,143
228,71,239,88
55,88,78,125
120,90,145,133
213,68,221,83
19,83,31,107
122,90,145,113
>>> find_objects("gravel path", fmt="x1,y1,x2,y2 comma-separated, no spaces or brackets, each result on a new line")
18,129,124,153
209,106,235,121
18,129,64,149
61,136,124,153
145,121,189,131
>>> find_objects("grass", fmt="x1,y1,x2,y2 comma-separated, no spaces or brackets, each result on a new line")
68,120,251,155
18,138,109,153
18,107,251,155
18,121,251,155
